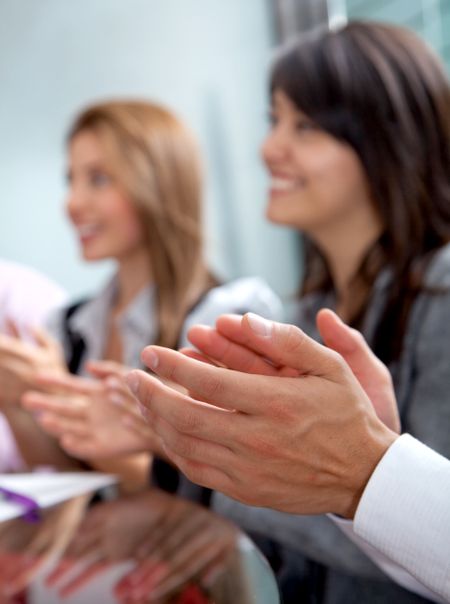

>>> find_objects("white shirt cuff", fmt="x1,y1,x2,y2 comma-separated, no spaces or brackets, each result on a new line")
354,434,450,602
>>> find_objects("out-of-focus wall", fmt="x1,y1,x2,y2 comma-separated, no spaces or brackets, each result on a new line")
344,0,449,69
0,0,300,299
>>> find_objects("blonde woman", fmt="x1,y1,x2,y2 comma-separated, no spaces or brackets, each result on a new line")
0,100,281,489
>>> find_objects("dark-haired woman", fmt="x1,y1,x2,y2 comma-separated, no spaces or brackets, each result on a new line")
213,20,450,604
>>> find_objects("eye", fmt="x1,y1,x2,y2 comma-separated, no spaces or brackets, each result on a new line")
267,110,278,127
89,169,112,188
295,118,316,133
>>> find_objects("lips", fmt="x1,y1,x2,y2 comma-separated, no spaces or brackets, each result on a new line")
269,176,305,198
271,177,298,191
74,224,101,243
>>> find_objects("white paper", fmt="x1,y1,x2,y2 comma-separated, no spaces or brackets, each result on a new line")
0,472,117,523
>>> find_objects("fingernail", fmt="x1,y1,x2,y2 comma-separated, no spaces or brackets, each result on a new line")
143,348,159,370
126,372,140,394
246,313,273,337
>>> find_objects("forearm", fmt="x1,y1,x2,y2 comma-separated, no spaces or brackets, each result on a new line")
3,406,81,470
89,453,151,493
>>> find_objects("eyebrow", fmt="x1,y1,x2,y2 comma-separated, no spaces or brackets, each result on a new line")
67,160,107,173
65,160,109,181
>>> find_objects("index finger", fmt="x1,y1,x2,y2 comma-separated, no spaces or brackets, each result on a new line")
35,372,103,395
0,334,34,358
140,346,271,413
187,325,298,377
86,360,129,379
21,391,86,419
187,325,280,375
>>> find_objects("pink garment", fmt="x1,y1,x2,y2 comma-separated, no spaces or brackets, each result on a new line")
0,259,67,471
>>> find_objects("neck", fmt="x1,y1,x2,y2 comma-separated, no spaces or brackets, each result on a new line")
115,247,153,312
310,215,383,313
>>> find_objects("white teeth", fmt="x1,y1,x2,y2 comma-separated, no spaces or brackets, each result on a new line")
77,225,99,237
271,177,297,191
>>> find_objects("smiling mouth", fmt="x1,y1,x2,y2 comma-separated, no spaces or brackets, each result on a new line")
269,177,305,196
75,224,101,241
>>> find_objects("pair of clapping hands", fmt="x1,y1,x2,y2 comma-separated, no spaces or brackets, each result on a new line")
126,309,400,520
0,321,161,462
22,360,162,462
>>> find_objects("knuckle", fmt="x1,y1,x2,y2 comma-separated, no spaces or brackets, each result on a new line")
246,432,278,459
327,348,346,370
163,360,178,384
200,371,224,401
238,487,262,507
282,325,305,355
137,375,156,407
237,354,257,373
379,361,393,385
350,328,365,348
180,460,209,488
172,434,197,458
268,397,290,421
174,407,201,434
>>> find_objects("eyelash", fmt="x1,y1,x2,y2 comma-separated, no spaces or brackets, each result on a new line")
296,120,315,132
267,112,315,133
267,111,277,126
89,171,111,188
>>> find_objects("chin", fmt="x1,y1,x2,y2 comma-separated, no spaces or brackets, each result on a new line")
80,246,111,262
265,205,299,229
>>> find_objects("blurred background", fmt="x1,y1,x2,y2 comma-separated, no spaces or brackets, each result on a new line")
1,0,449,299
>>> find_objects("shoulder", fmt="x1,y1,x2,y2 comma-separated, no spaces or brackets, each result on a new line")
178,277,283,348
423,243,450,287
414,243,450,323
46,276,116,337
404,245,450,365
45,298,90,341
193,277,283,322
0,260,65,295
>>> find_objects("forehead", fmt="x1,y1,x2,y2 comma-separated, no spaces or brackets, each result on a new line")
272,89,307,117
69,130,106,166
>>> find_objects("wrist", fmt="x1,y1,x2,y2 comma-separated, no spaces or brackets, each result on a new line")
338,423,399,519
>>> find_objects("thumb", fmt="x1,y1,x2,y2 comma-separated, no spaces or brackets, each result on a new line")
86,360,128,379
316,309,378,375
30,326,61,352
4,318,22,339
317,309,400,433
239,313,341,376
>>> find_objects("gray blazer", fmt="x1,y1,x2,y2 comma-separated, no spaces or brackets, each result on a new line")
213,243,450,602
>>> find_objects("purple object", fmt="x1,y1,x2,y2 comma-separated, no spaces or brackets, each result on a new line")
0,486,40,523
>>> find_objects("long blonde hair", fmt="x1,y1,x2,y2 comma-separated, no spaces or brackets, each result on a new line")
68,100,213,348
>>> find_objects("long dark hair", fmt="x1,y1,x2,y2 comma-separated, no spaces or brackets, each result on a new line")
271,21,450,363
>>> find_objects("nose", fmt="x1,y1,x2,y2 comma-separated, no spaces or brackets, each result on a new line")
261,125,290,168
65,183,90,223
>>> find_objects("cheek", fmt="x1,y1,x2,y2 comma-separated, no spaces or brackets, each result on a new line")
107,195,145,246
65,196,75,223
120,208,145,248
260,135,272,167
303,147,368,207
